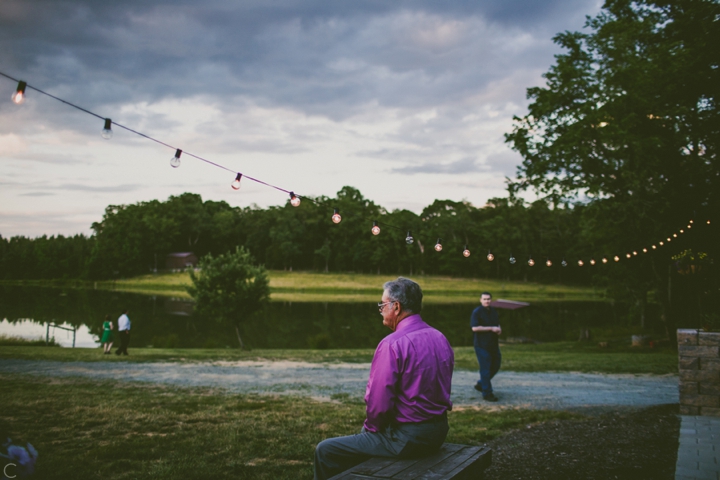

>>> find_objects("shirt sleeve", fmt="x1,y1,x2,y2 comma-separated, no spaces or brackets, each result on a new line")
364,340,400,433
470,307,481,328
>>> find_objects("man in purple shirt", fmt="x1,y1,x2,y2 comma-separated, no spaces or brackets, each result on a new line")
314,277,454,480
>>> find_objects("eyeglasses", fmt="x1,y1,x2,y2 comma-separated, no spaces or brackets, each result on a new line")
377,301,395,312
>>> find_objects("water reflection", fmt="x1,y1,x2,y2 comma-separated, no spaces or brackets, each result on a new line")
0,285,663,349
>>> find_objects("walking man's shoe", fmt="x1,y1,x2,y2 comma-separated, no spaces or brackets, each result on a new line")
474,384,483,393
483,393,499,402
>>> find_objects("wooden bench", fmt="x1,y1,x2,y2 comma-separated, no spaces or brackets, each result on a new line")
329,443,492,479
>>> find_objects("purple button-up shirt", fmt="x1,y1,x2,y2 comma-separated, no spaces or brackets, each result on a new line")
364,314,454,433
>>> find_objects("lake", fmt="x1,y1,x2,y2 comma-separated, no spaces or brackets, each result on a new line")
0,285,663,349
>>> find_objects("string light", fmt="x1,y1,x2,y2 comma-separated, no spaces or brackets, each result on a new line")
602,257,608,264
626,253,631,259
2,72,712,263
545,259,552,267
11,80,26,104
231,173,242,190
289,192,301,207
578,259,584,266
561,259,567,267
590,258,596,265
170,149,182,168
633,251,638,256
101,118,113,139
614,255,620,262
405,231,414,245
434,238,442,252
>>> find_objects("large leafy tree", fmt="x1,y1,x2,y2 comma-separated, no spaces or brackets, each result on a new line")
187,246,269,349
505,0,719,325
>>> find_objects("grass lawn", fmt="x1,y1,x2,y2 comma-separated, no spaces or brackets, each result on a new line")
0,341,679,375
3,271,605,303
0,373,580,480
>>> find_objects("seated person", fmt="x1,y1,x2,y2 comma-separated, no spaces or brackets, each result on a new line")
314,277,455,480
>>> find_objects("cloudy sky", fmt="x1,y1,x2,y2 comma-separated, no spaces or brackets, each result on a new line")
0,0,601,237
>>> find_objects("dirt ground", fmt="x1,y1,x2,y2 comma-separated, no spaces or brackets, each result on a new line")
483,404,680,480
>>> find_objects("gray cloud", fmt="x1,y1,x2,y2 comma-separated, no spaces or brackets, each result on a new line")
390,156,480,175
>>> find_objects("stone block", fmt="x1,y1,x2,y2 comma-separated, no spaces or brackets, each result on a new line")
678,329,700,346
680,405,701,415
699,383,720,396
681,369,720,382
700,358,720,372
680,356,700,370
680,394,720,407
679,346,720,358
699,407,720,417
699,332,720,346
680,382,699,395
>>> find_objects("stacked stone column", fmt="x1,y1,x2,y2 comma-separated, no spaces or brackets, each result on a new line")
678,329,720,416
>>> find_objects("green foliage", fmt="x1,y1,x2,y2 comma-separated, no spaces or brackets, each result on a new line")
187,247,270,331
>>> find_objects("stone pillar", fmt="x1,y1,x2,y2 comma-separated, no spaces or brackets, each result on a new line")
678,329,720,416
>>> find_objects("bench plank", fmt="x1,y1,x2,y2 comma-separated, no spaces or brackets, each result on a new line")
329,444,491,480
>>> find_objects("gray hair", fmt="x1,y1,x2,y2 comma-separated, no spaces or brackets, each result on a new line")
383,277,423,314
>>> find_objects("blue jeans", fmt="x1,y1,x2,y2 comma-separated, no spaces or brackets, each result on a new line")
314,417,448,480
474,346,501,395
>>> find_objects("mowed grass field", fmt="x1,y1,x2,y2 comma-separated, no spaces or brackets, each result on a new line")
59,270,607,303
0,373,581,480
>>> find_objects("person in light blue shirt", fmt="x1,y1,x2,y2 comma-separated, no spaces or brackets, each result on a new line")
115,310,131,356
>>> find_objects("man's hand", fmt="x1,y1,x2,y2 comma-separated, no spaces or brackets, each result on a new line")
493,326,502,335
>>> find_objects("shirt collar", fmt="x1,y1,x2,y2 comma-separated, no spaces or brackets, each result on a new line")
395,313,423,332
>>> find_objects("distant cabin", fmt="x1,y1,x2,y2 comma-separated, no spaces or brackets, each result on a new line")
165,252,198,271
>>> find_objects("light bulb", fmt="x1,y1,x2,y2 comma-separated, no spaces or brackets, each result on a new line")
487,251,494,262
687,225,692,229
406,231,414,245
602,257,608,264
633,251,638,256
546,259,552,267
667,237,671,242
231,173,242,190
626,253,631,259
652,245,657,250
101,118,113,139
578,259,584,267
673,234,677,238
690,220,694,224
463,246,471,257
590,259,596,265
561,259,567,267
332,208,341,224
12,81,27,105
371,221,380,235
680,229,684,233
434,238,442,252
289,192,301,207
643,248,648,253
614,255,620,262
708,220,711,225
659,241,664,246
509,256,516,265
170,149,182,168
528,258,535,267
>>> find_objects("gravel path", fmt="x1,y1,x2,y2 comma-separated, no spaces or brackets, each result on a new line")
0,359,678,409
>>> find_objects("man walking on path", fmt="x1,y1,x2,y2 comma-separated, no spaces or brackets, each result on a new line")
115,310,131,356
471,292,501,402
314,277,454,480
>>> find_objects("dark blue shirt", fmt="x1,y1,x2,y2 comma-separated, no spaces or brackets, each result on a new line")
470,306,500,349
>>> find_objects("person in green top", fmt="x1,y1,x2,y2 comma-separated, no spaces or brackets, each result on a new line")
101,314,114,354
